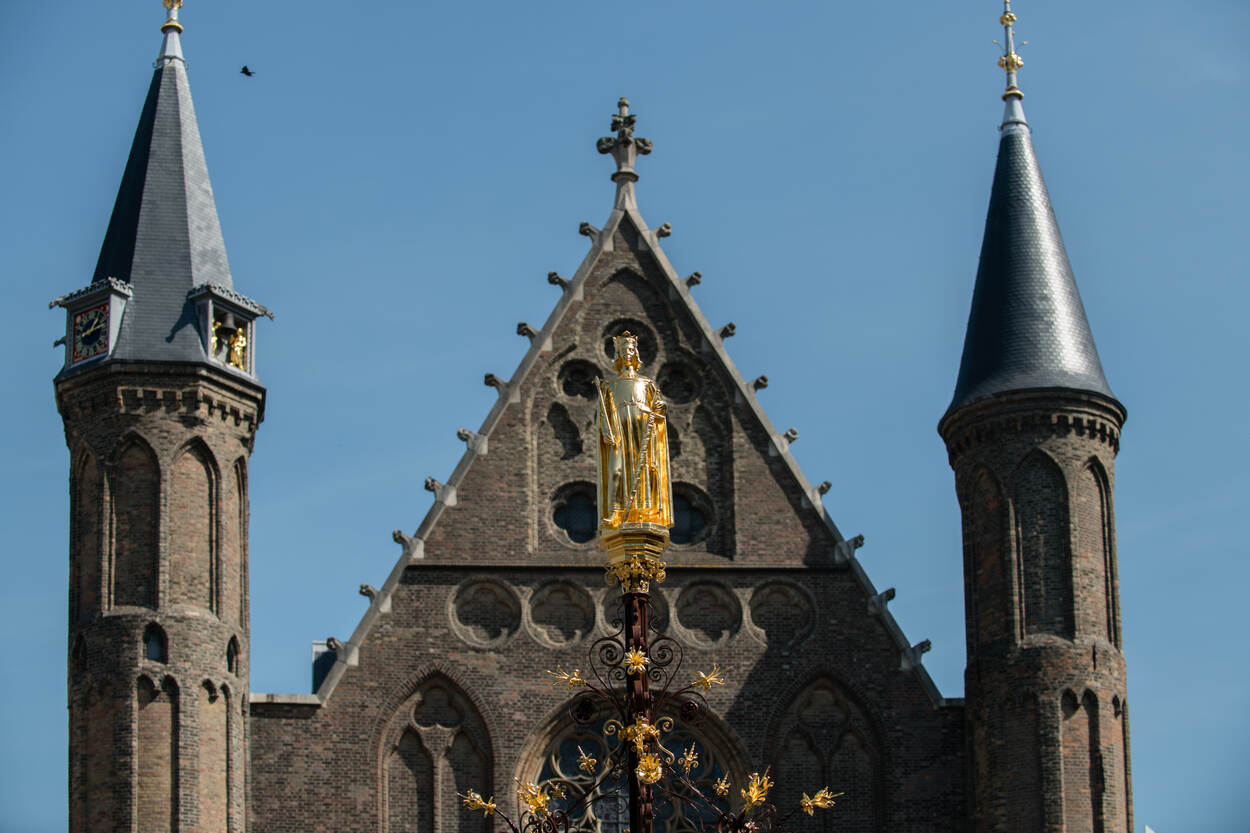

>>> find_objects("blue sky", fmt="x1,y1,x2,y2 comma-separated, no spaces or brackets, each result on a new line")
1,1,1247,831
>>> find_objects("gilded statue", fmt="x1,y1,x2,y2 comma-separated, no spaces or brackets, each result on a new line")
227,328,247,370
596,332,672,530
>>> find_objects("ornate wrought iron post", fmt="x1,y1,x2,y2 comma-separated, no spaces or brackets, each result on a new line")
623,589,653,833
602,525,670,833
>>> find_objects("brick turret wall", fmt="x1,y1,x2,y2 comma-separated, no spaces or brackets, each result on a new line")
941,390,1131,833
60,362,263,833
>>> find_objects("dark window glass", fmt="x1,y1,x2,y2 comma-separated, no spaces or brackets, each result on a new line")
671,494,706,545
143,626,167,663
559,362,599,400
555,492,597,543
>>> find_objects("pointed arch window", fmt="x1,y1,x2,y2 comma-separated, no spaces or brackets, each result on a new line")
382,676,492,833
1014,452,1074,639
144,624,168,663
768,678,881,833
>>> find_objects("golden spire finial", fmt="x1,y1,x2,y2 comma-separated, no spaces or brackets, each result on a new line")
995,0,1024,100
161,0,184,35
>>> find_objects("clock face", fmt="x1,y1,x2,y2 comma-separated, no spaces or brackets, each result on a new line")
72,305,109,362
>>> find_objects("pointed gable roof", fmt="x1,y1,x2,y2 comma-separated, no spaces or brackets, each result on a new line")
91,3,232,364
298,99,950,709
945,16,1116,417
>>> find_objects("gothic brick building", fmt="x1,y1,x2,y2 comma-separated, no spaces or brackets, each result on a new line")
54,3,1131,832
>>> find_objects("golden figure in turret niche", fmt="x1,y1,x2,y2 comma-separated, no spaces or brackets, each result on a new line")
227,328,247,370
596,332,673,529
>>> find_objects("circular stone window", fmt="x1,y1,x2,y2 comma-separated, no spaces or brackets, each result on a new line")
670,483,714,546
553,482,598,544
747,581,816,651
557,360,602,401
674,582,741,649
657,362,701,404
449,579,522,648
528,581,595,647
602,319,657,368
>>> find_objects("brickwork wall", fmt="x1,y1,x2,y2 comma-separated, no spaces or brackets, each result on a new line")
250,215,963,833
221,463,243,626
252,565,964,833
1060,690,1099,833
81,679,119,833
199,682,229,833
137,676,179,832
1074,465,1115,645
1014,452,1074,639
72,451,103,622
59,361,263,833
941,391,1130,833
170,445,214,610
114,440,159,607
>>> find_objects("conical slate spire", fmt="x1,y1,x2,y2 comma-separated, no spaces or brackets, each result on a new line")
91,0,232,363
946,2,1115,416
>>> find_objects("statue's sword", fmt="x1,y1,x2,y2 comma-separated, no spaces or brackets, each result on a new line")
622,410,657,523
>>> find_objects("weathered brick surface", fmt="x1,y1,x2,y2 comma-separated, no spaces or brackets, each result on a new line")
941,391,1131,833
60,210,1130,833
249,217,964,833
59,361,262,833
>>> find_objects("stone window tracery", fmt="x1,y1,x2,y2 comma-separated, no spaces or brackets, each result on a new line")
383,677,491,833
769,678,881,833
530,712,735,833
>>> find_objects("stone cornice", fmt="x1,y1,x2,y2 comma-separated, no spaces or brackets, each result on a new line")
939,388,1125,461
49,277,134,309
187,282,273,320
55,361,266,431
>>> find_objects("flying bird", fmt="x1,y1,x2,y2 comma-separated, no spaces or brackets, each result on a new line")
240,66,255,77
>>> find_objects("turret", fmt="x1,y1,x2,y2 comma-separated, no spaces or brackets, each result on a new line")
53,3,267,830
938,4,1132,832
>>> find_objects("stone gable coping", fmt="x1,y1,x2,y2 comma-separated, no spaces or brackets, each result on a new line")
267,202,952,709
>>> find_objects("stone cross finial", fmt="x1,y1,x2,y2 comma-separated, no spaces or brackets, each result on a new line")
597,97,653,210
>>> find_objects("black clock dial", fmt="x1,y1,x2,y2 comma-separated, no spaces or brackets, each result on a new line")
72,306,108,362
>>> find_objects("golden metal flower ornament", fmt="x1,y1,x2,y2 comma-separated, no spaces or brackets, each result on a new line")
998,52,1024,73
677,742,699,776
459,790,497,817
800,787,843,816
516,781,552,817
621,716,663,754
576,745,598,774
693,665,726,692
624,647,649,675
604,553,668,593
547,666,588,689
714,775,731,797
741,770,774,810
999,11,1016,25
636,753,663,785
